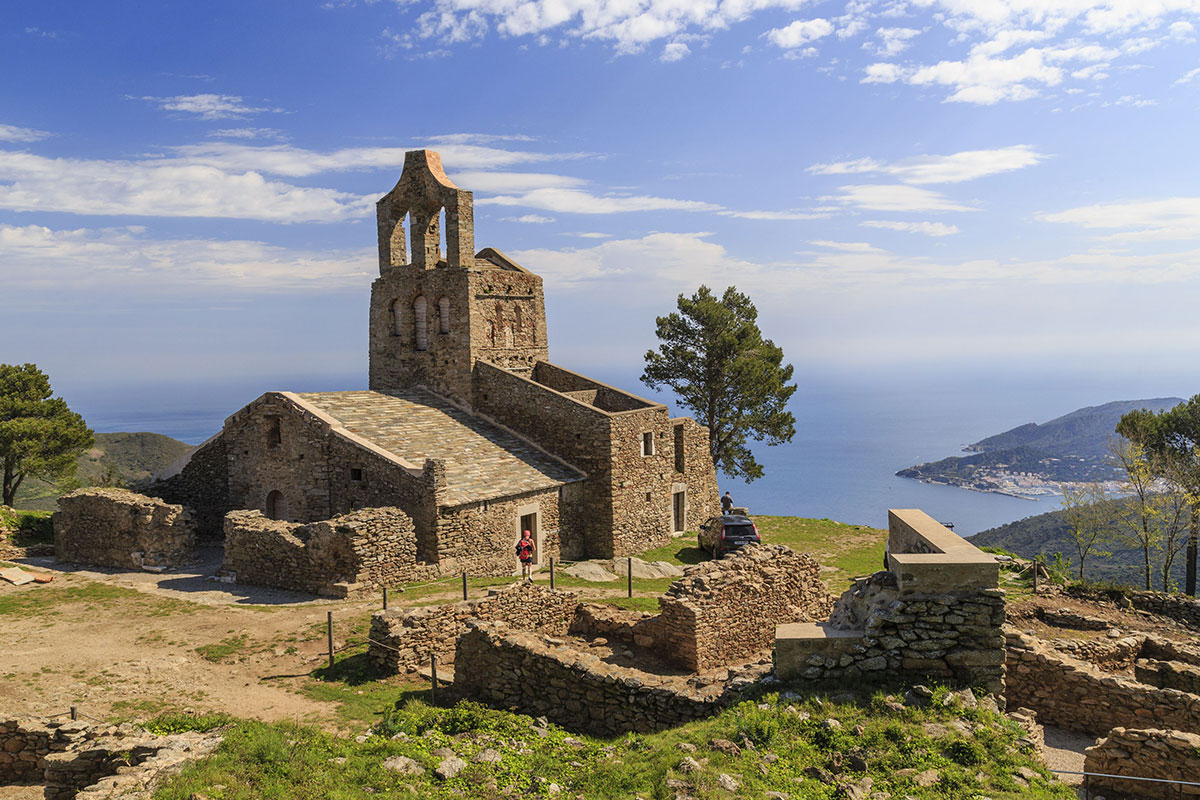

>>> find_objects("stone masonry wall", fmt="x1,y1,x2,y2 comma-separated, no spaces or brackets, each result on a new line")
1135,658,1200,695
434,486,561,576
1084,728,1200,800
222,507,433,597
145,435,229,539
454,621,740,736
658,545,832,671
53,489,195,570
0,717,74,784
369,581,578,674
1004,630,1200,736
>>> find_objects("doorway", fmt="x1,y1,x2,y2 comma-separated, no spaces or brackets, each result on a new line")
519,511,540,565
672,490,686,532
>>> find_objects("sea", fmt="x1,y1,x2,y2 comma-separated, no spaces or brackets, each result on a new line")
66,364,1195,538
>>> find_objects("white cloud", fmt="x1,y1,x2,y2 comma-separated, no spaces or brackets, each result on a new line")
208,127,287,141
827,184,974,212
479,187,721,214
0,224,373,292
136,94,283,119
1040,197,1200,240
809,145,1046,184
502,214,557,223
1175,66,1200,85
861,219,960,235
719,208,829,220
872,26,921,56
0,123,50,143
862,62,904,83
810,240,885,252
661,42,691,61
447,170,585,192
0,150,373,222
766,18,834,49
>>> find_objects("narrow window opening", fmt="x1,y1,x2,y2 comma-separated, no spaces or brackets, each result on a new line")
267,416,281,449
391,298,404,336
641,431,654,456
673,425,685,472
439,206,448,264
413,295,428,351
389,213,408,267
349,467,364,483
438,296,450,334
645,492,652,502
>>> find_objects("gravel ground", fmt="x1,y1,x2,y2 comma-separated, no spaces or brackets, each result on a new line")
1042,724,1096,792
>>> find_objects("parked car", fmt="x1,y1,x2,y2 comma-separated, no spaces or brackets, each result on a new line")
697,514,760,558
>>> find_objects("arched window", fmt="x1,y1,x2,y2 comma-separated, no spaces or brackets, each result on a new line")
266,490,286,521
514,306,523,334
391,299,403,336
413,295,428,351
438,296,450,334
489,321,496,346
504,324,514,348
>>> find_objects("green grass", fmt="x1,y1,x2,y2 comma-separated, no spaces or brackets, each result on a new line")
195,635,250,663
0,580,197,618
153,686,1072,800
0,506,53,546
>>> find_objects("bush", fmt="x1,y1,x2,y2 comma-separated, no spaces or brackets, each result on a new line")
144,711,236,735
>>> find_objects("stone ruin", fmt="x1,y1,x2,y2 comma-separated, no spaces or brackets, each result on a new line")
52,489,195,572
366,543,834,734
775,509,1006,693
0,717,221,800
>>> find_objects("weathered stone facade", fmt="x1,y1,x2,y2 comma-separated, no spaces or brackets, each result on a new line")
146,434,228,539
222,507,435,597
368,581,578,674
1084,728,1200,800
53,489,195,570
147,148,721,590
453,621,758,737
776,510,1006,693
0,717,221,800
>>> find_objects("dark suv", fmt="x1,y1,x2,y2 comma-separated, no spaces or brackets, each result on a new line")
697,514,760,558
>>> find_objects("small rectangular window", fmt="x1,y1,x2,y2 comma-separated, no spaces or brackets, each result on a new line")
673,425,685,472
641,431,655,456
349,468,364,483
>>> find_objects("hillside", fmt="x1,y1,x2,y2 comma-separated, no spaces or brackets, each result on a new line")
897,397,1182,496
14,431,192,510
971,506,1188,589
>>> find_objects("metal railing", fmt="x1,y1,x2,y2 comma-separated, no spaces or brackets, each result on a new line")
1051,768,1200,799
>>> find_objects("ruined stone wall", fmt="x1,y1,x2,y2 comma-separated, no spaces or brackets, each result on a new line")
1125,590,1200,630
1004,631,1200,736
454,621,739,736
145,435,229,539
1084,728,1200,800
1135,658,1200,695
222,508,432,597
53,489,195,570
369,581,578,674
0,718,71,784
657,545,832,671
435,487,560,576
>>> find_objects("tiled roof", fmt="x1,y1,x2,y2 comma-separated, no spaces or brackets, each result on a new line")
294,389,584,507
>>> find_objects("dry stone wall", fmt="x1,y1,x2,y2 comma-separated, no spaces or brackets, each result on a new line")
222,507,433,597
1136,658,1200,695
453,621,746,736
369,581,578,674
53,489,195,570
1004,631,1200,736
1084,728,1200,800
145,435,229,539
0,717,77,784
434,486,560,576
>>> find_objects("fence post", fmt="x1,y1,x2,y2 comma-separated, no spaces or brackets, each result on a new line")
382,586,388,610
462,571,468,601
430,653,438,705
1032,558,1039,593
70,706,77,721
627,557,632,598
549,557,555,591
327,611,334,669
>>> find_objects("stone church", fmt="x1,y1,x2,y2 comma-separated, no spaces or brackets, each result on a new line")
154,149,719,576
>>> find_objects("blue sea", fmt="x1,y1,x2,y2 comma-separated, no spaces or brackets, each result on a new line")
66,364,1195,537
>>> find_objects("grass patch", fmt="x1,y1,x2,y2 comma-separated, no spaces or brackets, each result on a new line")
154,687,1072,800
303,651,429,728
0,506,53,546
0,579,198,618
195,634,250,663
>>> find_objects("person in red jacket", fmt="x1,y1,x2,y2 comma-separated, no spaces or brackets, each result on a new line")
516,530,535,580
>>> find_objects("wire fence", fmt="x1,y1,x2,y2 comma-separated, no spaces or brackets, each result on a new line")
1050,768,1200,799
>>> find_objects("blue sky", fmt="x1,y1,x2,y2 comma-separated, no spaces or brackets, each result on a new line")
4,0,1200,421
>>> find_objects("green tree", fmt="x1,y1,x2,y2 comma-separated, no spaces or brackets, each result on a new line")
1108,438,1160,590
641,285,796,481
0,364,94,507
1059,482,1113,582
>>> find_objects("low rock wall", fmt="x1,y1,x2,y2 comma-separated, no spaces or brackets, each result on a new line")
1047,635,1143,671
1084,728,1200,800
1136,658,1200,696
1144,636,1200,666
369,581,578,674
222,508,435,597
1004,631,1200,736
53,489,195,571
453,621,740,736
0,718,82,784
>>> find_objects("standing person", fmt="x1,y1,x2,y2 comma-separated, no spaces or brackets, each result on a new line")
721,491,733,515
516,530,535,580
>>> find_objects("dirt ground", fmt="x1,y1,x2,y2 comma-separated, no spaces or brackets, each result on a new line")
1,547,402,728
1006,587,1195,640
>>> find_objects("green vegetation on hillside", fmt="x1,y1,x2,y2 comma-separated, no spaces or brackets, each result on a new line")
153,690,1067,800
14,431,192,510
897,398,1182,487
